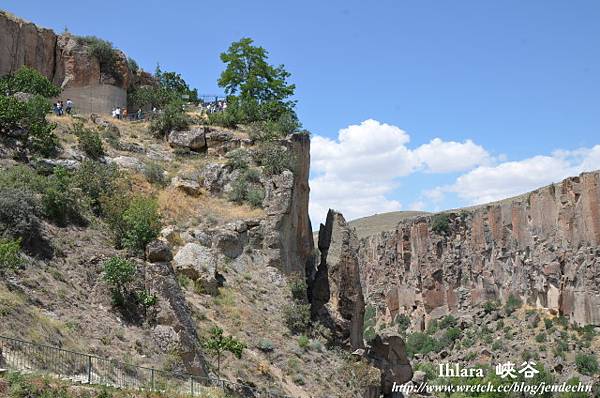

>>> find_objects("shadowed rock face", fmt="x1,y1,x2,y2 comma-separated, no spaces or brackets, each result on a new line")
359,170,600,328
311,210,365,349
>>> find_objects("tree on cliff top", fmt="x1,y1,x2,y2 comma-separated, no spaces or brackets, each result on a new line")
216,37,299,128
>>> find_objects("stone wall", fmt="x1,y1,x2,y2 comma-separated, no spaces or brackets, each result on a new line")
358,170,600,329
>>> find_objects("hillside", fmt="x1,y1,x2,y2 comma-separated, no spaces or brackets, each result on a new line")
348,211,429,239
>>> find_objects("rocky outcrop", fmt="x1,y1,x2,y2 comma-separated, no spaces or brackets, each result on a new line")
261,133,315,277
310,210,365,349
168,128,207,152
0,11,133,114
359,170,600,328
366,334,413,397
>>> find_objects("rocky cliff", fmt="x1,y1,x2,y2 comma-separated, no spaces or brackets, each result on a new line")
357,170,600,329
0,10,134,113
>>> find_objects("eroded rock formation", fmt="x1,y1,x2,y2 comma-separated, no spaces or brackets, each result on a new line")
0,10,134,113
311,210,365,349
360,170,600,328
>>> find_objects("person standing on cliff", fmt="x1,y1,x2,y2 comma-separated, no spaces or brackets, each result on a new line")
65,99,73,115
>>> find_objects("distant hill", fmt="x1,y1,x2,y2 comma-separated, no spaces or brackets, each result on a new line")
348,210,429,238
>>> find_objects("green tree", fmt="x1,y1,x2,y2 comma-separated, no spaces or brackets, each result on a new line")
155,65,198,103
203,327,246,375
121,197,161,255
218,38,297,124
0,238,22,271
0,66,61,97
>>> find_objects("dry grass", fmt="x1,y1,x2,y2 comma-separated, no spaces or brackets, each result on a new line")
158,187,264,226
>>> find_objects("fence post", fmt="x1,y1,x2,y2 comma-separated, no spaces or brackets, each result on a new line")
87,355,92,384
151,368,155,391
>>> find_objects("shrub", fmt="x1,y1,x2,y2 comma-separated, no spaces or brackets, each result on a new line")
438,315,458,329
0,238,22,271
283,302,311,334
102,256,136,305
43,167,86,226
544,318,553,330
135,289,158,316
227,176,248,204
127,57,139,74
504,294,522,315
256,143,292,175
431,213,450,234
121,197,161,254
0,66,61,97
78,36,120,82
257,339,274,352
248,111,301,142
246,187,265,208
75,124,104,160
395,314,411,332
483,300,499,314
226,148,250,170
405,332,439,357
149,100,190,137
289,275,308,302
297,335,309,349
73,160,119,215
0,187,42,241
535,333,547,343
575,353,599,375
143,161,166,187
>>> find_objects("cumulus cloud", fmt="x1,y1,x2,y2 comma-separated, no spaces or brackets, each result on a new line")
442,145,600,205
414,138,490,173
309,119,490,223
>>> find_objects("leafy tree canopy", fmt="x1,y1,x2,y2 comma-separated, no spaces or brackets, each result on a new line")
0,66,61,97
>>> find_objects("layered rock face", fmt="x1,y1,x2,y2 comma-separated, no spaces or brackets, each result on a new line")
0,11,132,113
359,171,600,329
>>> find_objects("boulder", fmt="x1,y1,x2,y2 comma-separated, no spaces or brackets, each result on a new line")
412,370,427,384
213,229,243,259
90,113,120,136
366,334,413,396
172,243,220,295
171,176,202,196
200,163,228,194
110,156,143,171
146,239,173,263
168,128,206,151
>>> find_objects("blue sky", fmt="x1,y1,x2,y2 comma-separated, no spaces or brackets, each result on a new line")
5,0,600,223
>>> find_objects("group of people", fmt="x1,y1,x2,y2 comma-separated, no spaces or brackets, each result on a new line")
112,106,147,121
53,99,73,116
199,99,227,114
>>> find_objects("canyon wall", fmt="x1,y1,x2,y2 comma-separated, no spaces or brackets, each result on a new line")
358,170,600,329
0,10,132,114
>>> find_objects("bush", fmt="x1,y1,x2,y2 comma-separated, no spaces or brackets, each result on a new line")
483,300,499,314
256,143,292,176
127,57,139,74
0,187,42,241
283,302,311,334
535,333,547,343
143,161,166,187
405,332,439,357
248,111,301,142
102,256,136,305
227,176,248,204
0,238,22,271
297,335,309,349
438,315,458,329
544,318,553,330
78,36,120,82
149,100,189,137
257,339,274,352
504,294,522,315
395,314,411,332
289,275,307,302
73,160,119,215
43,167,86,226
431,213,450,234
0,66,61,97
76,125,104,160
0,94,58,155
121,197,161,254
246,187,265,208
575,353,599,375
226,148,250,170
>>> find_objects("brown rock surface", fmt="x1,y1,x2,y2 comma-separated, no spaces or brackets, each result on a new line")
358,170,600,328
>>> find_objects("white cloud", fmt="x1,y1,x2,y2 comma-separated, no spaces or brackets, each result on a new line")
414,138,490,173
443,145,600,205
309,119,490,223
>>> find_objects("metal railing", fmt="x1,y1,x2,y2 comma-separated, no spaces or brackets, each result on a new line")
0,335,292,398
